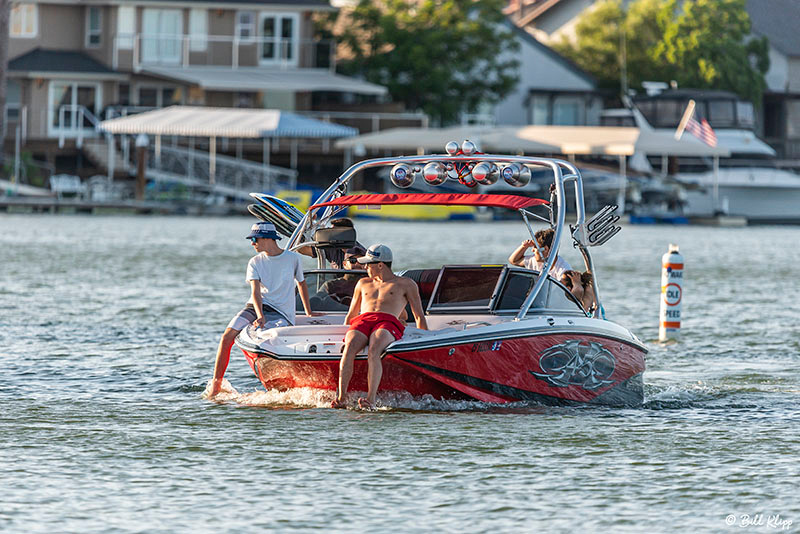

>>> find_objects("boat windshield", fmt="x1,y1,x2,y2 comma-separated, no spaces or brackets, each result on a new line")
297,270,369,312
427,266,505,313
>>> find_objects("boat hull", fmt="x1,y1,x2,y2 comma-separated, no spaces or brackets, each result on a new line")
241,331,645,406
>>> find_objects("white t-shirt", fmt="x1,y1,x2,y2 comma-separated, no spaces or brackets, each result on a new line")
522,254,571,280
245,250,305,324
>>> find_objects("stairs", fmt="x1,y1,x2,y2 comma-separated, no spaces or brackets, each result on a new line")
82,139,130,175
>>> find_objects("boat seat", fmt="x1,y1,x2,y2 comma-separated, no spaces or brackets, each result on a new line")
401,268,440,318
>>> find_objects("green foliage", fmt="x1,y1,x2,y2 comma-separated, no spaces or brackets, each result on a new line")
553,0,769,103
333,0,520,125
2,151,44,187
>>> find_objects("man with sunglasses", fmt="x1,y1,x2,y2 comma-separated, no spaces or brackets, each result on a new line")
319,246,367,306
332,243,427,410
207,221,318,398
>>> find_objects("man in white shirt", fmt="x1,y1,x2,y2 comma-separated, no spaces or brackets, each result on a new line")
208,221,318,398
508,228,571,280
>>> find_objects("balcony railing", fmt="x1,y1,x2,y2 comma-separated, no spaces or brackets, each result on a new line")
113,33,335,71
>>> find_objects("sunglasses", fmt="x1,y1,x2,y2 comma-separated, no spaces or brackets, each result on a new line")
250,237,259,244
344,256,359,263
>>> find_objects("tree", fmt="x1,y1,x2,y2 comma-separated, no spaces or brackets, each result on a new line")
553,0,769,103
334,0,520,125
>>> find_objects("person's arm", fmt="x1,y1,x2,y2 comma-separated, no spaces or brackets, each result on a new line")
508,239,533,267
344,280,363,325
297,279,322,316
564,272,586,308
406,279,428,330
250,280,265,327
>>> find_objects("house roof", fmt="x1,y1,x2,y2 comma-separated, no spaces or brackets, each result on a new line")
128,0,334,7
9,48,117,75
505,20,596,88
746,0,800,57
510,0,564,28
140,66,387,95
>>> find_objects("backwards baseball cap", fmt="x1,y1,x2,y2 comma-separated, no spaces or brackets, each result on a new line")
357,243,393,264
246,221,281,240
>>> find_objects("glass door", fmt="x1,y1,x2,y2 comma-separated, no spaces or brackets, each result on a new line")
142,8,182,65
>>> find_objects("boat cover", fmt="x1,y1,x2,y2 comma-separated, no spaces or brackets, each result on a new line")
310,193,548,211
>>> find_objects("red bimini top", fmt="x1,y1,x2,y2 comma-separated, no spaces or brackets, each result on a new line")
310,193,548,211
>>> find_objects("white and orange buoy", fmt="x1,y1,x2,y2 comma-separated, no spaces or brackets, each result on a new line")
659,243,684,342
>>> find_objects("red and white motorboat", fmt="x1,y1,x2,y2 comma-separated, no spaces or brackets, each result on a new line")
236,142,647,406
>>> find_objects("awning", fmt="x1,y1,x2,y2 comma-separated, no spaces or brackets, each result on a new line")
311,193,548,211
99,105,358,138
336,125,730,157
141,66,388,96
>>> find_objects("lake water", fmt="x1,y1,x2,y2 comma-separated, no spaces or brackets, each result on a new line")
1,214,798,533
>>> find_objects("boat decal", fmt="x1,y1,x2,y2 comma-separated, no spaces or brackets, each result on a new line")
389,326,647,354
392,356,579,406
471,341,502,352
529,340,615,391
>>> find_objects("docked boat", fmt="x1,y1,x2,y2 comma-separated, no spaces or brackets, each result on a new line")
236,142,647,406
629,89,800,224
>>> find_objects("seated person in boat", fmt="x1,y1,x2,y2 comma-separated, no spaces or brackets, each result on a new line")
508,228,571,279
298,217,363,269
561,270,596,312
208,221,319,398
319,245,367,305
332,244,428,410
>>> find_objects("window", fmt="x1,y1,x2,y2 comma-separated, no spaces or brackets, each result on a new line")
6,81,21,121
117,6,135,50
142,9,183,65
11,4,37,38
86,7,102,47
529,94,549,125
708,99,735,127
189,9,207,52
736,101,755,129
552,95,582,125
118,84,131,106
259,13,298,64
236,11,255,41
136,86,182,108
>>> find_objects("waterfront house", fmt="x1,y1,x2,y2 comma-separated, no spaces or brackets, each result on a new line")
4,0,390,177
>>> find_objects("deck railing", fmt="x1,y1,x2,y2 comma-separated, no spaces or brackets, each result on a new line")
113,33,335,71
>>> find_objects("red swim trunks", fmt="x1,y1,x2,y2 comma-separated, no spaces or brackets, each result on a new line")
348,312,406,341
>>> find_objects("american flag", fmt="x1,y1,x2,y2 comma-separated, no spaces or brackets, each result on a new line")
675,100,718,147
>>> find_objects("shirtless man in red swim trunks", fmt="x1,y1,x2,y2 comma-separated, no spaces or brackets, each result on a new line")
332,243,428,409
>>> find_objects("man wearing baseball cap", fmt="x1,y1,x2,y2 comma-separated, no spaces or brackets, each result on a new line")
208,221,319,398
332,243,427,410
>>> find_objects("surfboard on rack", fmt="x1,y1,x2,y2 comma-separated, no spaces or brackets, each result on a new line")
251,193,305,226
246,204,296,237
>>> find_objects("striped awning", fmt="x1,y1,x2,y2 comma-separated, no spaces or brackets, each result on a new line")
99,106,358,138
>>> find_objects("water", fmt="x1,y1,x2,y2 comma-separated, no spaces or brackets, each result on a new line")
1,215,799,533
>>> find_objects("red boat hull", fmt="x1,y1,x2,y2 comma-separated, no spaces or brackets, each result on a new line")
242,332,645,406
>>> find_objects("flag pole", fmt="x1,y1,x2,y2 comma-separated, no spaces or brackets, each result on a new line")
674,99,696,140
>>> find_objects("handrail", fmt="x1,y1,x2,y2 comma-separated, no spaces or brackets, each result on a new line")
57,104,104,148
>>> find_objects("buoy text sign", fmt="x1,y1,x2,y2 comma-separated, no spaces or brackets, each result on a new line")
659,244,684,342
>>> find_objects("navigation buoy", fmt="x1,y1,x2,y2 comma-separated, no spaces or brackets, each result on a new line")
659,243,684,342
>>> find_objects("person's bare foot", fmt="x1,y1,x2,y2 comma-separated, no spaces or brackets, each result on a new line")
331,398,346,409
357,397,376,410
